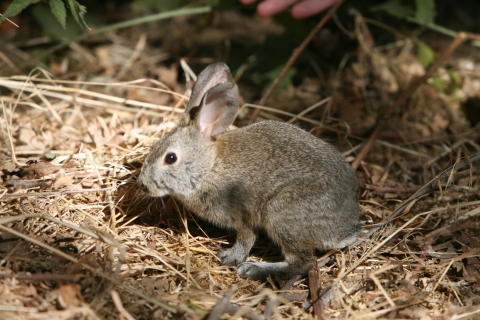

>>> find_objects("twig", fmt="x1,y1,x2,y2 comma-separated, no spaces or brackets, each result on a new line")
384,153,480,224
351,32,480,170
249,0,344,122
365,184,420,195
368,265,398,308
224,303,264,320
207,285,237,320
0,272,79,282
0,186,118,201
424,204,480,240
6,179,52,189
319,153,480,302
0,223,177,313
308,263,324,320
265,274,303,319
111,290,136,320
0,13,19,28
8,7,211,74
353,152,480,246
322,209,433,302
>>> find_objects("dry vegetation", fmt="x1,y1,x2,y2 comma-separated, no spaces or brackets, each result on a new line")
1,7,480,320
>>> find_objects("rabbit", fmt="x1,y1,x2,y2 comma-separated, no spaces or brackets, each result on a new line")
137,62,361,280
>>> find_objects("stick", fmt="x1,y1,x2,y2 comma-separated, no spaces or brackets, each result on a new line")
0,186,118,201
0,272,79,281
223,303,263,320
249,0,344,122
207,285,237,320
351,32,476,170
352,152,480,246
308,263,324,320
265,274,303,319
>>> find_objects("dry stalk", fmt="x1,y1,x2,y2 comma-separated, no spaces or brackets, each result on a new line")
111,289,136,320
356,152,480,243
206,285,237,320
308,263,324,320
0,216,177,314
249,0,344,122
352,32,480,169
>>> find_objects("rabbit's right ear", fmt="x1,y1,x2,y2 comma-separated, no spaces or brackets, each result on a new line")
183,63,232,123
196,82,238,138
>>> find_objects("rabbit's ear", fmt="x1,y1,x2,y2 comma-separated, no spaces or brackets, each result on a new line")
183,63,232,123
196,82,238,137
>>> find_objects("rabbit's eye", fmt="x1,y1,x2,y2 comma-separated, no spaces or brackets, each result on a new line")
164,153,177,165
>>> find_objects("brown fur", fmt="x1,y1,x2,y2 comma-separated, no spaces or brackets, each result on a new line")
137,63,360,280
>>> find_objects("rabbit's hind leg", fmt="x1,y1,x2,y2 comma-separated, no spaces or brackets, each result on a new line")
237,252,313,280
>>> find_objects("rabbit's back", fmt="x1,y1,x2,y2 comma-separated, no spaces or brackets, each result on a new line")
195,120,361,251
216,120,357,196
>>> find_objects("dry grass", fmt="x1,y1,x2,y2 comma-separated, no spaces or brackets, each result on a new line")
1,44,480,320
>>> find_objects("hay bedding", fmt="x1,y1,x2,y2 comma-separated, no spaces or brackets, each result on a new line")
0,39,480,320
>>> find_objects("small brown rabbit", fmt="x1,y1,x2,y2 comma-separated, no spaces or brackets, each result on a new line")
137,63,361,280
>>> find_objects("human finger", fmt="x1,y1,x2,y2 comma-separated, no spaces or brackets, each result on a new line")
291,0,339,19
256,0,300,17
239,0,259,5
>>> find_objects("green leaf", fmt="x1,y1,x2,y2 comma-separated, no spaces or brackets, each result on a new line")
66,0,89,30
131,0,189,12
188,300,208,317
449,71,460,85
415,40,435,69
264,66,297,94
49,0,67,29
447,71,460,95
415,0,435,23
432,75,444,91
31,3,82,39
206,0,220,7
372,0,414,19
1,0,41,20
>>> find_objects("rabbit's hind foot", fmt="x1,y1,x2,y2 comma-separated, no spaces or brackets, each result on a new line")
237,258,313,281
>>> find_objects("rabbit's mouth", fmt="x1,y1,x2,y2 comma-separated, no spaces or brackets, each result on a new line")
137,172,170,197
148,189,169,198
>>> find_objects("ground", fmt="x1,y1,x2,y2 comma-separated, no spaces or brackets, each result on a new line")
0,2,480,319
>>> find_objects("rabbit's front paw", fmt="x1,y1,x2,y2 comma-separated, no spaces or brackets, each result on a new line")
217,248,246,266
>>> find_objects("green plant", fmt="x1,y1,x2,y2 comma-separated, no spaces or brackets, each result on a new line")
0,0,88,30
372,0,435,23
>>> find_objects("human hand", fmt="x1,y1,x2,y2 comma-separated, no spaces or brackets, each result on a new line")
239,0,340,19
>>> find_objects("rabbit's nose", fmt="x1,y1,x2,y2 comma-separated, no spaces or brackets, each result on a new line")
137,173,148,192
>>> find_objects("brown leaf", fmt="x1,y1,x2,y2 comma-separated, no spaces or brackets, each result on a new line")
156,65,179,90
18,126,45,150
22,161,61,178
364,291,381,304
126,82,172,106
1,161,17,173
6,179,52,189
56,284,82,309
53,175,76,188
81,178,95,188
398,307,432,320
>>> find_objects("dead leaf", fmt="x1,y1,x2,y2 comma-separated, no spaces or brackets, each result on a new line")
18,126,46,150
364,290,381,304
56,284,82,309
22,161,61,178
126,82,172,106
53,175,76,188
399,307,432,320
1,162,17,173
156,64,179,90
